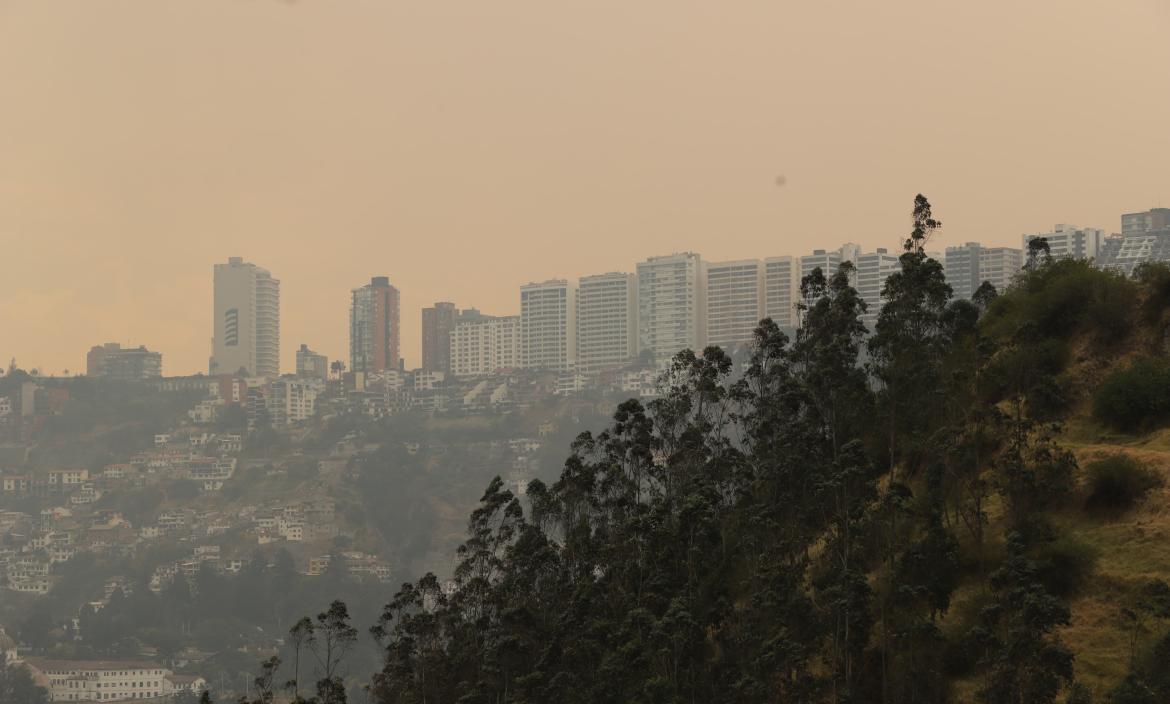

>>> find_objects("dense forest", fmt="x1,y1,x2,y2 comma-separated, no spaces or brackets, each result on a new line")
108,197,1170,702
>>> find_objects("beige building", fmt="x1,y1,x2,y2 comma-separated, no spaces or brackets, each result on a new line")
210,257,280,379
520,280,576,371
706,259,764,352
576,272,637,375
295,344,328,380
24,657,196,702
450,311,521,377
764,256,801,329
636,252,706,367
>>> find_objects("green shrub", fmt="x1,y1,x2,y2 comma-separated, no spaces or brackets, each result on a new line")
1108,674,1159,704
1134,261,1170,325
1033,534,1098,597
1093,358,1170,432
982,259,1136,346
1084,455,1163,512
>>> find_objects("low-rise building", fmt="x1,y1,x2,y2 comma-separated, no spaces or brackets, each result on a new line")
25,658,182,701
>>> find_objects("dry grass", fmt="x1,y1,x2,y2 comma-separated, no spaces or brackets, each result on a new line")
1041,440,1170,696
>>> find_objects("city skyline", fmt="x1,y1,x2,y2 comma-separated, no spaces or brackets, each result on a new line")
3,213,1165,379
2,1,1169,374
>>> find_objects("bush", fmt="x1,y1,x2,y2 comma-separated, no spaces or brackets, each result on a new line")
1033,535,1097,597
1085,455,1163,512
982,259,1136,346
1108,674,1159,704
1093,357,1170,432
1134,261,1170,326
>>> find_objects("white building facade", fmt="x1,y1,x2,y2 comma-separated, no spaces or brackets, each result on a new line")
636,252,705,367
764,256,801,329
25,658,183,702
854,248,901,328
211,257,280,379
706,259,764,352
576,272,638,375
450,314,521,377
520,280,576,371
1023,224,1104,261
266,377,319,426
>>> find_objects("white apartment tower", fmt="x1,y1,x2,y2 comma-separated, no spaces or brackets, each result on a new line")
520,280,576,371
576,272,638,375
855,248,902,327
211,257,280,379
267,377,319,426
450,312,521,377
947,243,1024,300
764,256,801,329
706,259,765,352
800,243,860,281
979,247,1023,294
636,252,705,367
1022,224,1104,261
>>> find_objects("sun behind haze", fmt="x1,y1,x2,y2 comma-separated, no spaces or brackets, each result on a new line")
1,0,1167,374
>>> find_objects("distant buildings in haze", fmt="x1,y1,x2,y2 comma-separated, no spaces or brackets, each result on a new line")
450,310,521,378
519,280,576,372
421,302,458,373
210,257,280,379
86,343,162,381
1023,224,1104,261
944,243,1024,301
170,204,1165,386
576,272,638,376
1099,208,1170,276
637,252,705,367
295,344,329,380
350,276,401,376
705,260,764,353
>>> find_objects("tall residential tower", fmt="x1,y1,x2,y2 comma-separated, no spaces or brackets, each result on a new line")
211,257,280,379
520,280,576,371
576,272,638,375
705,260,764,352
636,252,705,367
350,276,401,375
421,302,459,373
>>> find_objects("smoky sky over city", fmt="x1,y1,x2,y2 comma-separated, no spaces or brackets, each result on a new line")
1,3,1169,704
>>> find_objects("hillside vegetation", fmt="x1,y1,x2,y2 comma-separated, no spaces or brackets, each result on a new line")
342,198,1170,704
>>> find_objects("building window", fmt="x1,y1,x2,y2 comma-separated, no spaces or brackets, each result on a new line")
224,308,239,346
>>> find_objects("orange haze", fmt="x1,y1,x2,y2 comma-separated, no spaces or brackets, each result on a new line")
1,0,1168,374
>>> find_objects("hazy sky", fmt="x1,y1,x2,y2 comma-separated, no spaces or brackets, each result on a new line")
2,1,1168,375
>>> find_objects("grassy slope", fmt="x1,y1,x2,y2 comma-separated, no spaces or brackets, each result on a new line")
1056,428,1170,696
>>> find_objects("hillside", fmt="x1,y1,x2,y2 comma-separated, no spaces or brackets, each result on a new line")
361,236,1170,703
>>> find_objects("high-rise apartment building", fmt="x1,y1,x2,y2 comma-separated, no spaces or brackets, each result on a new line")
295,344,329,380
1121,207,1170,236
520,280,576,371
86,343,162,381
211,257,280,379
978,246,1024,295
421,302,459,373
1099,208,1170,276
450,311,521,377
706,260,764,352
1022,224,1103,261
266,377,319,426
576,273,638,375
944,243,1023,300
636,252,705,366
764,256,801,329
801,243,860,281
944,243,982,301
855,249,901,327
797,244,860,318
350,277,401,375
